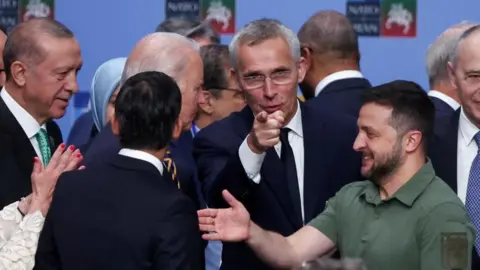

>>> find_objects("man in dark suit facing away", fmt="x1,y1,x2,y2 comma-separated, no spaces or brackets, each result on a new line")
297,11,371,116
193,19,362,270
0,18,82,208
34,71,202,270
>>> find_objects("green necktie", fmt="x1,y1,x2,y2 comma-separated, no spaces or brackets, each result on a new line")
35,128,51,165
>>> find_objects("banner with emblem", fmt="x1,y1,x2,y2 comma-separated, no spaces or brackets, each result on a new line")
0,0,19,32
19,0,54,22
165,0,200,20
200,0,235,35
346,0,416,38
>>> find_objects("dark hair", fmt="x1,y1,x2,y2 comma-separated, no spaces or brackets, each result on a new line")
156,18,220,44
115,71,182,150
200,44,230,98
3,18,74,81
361,80,435,152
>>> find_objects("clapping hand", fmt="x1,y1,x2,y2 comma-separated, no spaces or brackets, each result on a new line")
28,144,84,216
198,190,251,242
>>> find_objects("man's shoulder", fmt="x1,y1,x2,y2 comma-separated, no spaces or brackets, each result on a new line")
418,176,466,212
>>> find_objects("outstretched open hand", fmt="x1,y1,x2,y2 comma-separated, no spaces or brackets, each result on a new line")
197,190,250,242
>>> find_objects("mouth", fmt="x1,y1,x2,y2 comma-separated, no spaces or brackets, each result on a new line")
55,97,70,105
264,104,282,113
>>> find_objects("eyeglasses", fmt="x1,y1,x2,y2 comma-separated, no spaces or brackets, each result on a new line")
241,70,294,90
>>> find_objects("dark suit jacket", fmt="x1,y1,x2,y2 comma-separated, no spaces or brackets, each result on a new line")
0,98,62,208
193,103,362,270
34,154,202,270
307,78,371,117
82,124,203,210
430,96,456,119
429,109,480,268
66,111,95,147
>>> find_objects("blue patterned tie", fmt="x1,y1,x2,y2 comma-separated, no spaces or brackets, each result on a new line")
466,131,480,253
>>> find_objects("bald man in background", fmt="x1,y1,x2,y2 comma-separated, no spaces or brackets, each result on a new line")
0,25,7,87
426,21,476,120
298,11,371,116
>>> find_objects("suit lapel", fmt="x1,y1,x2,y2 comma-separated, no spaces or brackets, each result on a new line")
0,98,37,177
301,104,330,222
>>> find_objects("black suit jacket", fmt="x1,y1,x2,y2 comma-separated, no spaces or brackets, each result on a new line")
429,109,480,268
34,154,202,270
430,96,455,119
307,78,371,117
193,103,362,270
0,97,62,208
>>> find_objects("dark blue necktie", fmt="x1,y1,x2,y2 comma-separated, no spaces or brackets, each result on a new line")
466,132,480,253
279,128,302,226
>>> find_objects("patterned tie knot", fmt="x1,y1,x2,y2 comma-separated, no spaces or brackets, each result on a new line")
164,150,180,189
35,128,51,165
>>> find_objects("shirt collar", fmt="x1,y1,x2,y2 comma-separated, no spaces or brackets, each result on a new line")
0,87,45,139
118,148,164,175
459,108,480,148
314,70,363,97
284,101,303,138
427,90,460,110
362,159,436,207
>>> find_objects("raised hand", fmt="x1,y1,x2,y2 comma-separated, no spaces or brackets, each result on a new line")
198,190,251,242
29,144,84,215
247,110,284,154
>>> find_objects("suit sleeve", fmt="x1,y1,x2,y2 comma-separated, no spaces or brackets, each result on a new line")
33,176,65,270
152,195,202,270
193,129,259,209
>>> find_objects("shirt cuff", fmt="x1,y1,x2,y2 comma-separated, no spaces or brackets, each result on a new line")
238,135,266,184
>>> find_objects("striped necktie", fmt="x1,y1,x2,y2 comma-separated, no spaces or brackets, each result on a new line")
466,131,480,254
164,150,180,189
35,128,51,165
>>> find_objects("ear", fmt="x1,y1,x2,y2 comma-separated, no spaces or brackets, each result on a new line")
110,113,120,137
297,56,307,84
10,61,28,87
230,67,237,81
404,130,423,153
197,90,215,115
171,117,183,141
447,61,457,89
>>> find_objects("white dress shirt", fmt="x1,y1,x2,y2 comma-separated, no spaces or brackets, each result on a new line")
314,70,364,97
118,148,164,176
428,90,460,111
238,101,305,221
1,88,47,166
457,108,480,204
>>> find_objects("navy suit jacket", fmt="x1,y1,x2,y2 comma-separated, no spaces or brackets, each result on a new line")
66,111,95,147
430,96,455,119
82,124,203,210
193,103,362,270
307,78,371,117
34,154,202,270
429,109,480,268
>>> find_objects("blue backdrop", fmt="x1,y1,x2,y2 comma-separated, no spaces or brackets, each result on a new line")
54,0,479,138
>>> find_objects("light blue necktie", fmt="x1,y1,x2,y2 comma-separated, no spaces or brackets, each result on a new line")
465,131,480,253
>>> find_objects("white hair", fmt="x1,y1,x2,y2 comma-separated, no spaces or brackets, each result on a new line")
121,32,200,86
426,21,477,87
229,19,301,70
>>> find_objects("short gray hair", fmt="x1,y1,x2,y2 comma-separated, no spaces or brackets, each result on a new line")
229,18,301,70
156,18,220,44
121,32,199,86
426,21,477,86
450,22,480,68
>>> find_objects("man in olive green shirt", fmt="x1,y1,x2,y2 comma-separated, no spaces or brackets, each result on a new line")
198,80,475,270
